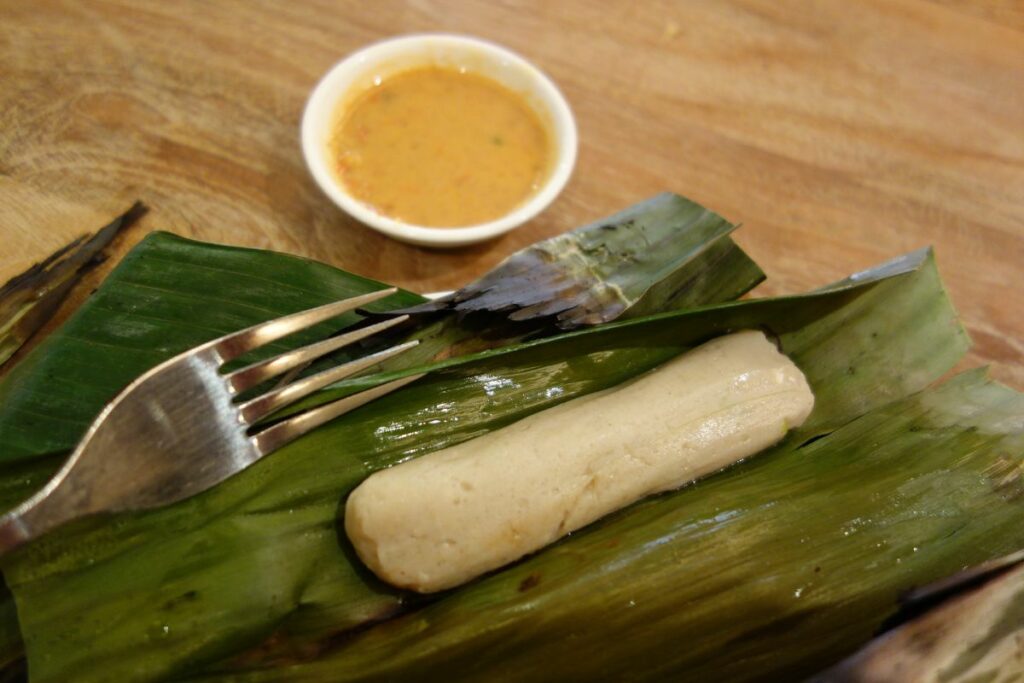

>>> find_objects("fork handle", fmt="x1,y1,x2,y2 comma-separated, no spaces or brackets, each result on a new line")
0,494,79,556
0,514,33,555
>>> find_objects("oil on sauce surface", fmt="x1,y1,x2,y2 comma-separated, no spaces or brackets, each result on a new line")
331,67,551,228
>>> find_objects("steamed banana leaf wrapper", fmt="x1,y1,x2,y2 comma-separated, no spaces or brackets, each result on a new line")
0,194,1019,682
0,194,761,679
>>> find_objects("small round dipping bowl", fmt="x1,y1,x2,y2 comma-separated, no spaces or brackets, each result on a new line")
301,34,577,248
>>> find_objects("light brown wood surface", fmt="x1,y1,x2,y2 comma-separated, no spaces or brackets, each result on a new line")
1,0,1022,385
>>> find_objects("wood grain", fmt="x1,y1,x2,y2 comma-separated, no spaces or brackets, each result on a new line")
1,0,1021,386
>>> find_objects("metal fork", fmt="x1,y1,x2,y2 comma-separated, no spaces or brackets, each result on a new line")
0,288,422,554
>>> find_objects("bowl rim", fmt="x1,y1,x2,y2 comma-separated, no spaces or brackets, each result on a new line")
301,33,577,248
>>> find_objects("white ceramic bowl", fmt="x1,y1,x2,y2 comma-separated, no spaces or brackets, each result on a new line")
301,34,577,248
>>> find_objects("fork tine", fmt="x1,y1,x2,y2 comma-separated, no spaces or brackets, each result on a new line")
212,288,398,362
225,315,410,394
252,373,426,455
237,340,420,424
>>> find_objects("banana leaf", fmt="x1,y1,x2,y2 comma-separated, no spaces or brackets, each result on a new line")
0,202,142,368
209,368,1024,683
0,195,763,679
0,237,988,682
809,551,1024,682
0,584,20,674
389,192,761,328
0,193,761,468
0,235,416,468
335,192,765,371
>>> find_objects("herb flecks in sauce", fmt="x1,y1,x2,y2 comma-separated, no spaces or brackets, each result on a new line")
331,66,551,228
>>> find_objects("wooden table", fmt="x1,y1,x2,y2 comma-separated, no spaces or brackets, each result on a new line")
2,0,1022,386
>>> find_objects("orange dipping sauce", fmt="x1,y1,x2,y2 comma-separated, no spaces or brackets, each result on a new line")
330,66,552,228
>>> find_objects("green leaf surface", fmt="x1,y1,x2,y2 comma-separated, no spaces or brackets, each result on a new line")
0,242,975,682
0,195,766,681
0,233,423,465
0,194,762,469
339,192,765,378
808,550,1024,683
226,368,1023,683
0,580,21,672
394,193,764,328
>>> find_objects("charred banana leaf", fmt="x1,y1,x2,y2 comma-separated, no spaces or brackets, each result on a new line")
0,202,143,368
350,193,764,371
809,552,1024,683
386,192,763,328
